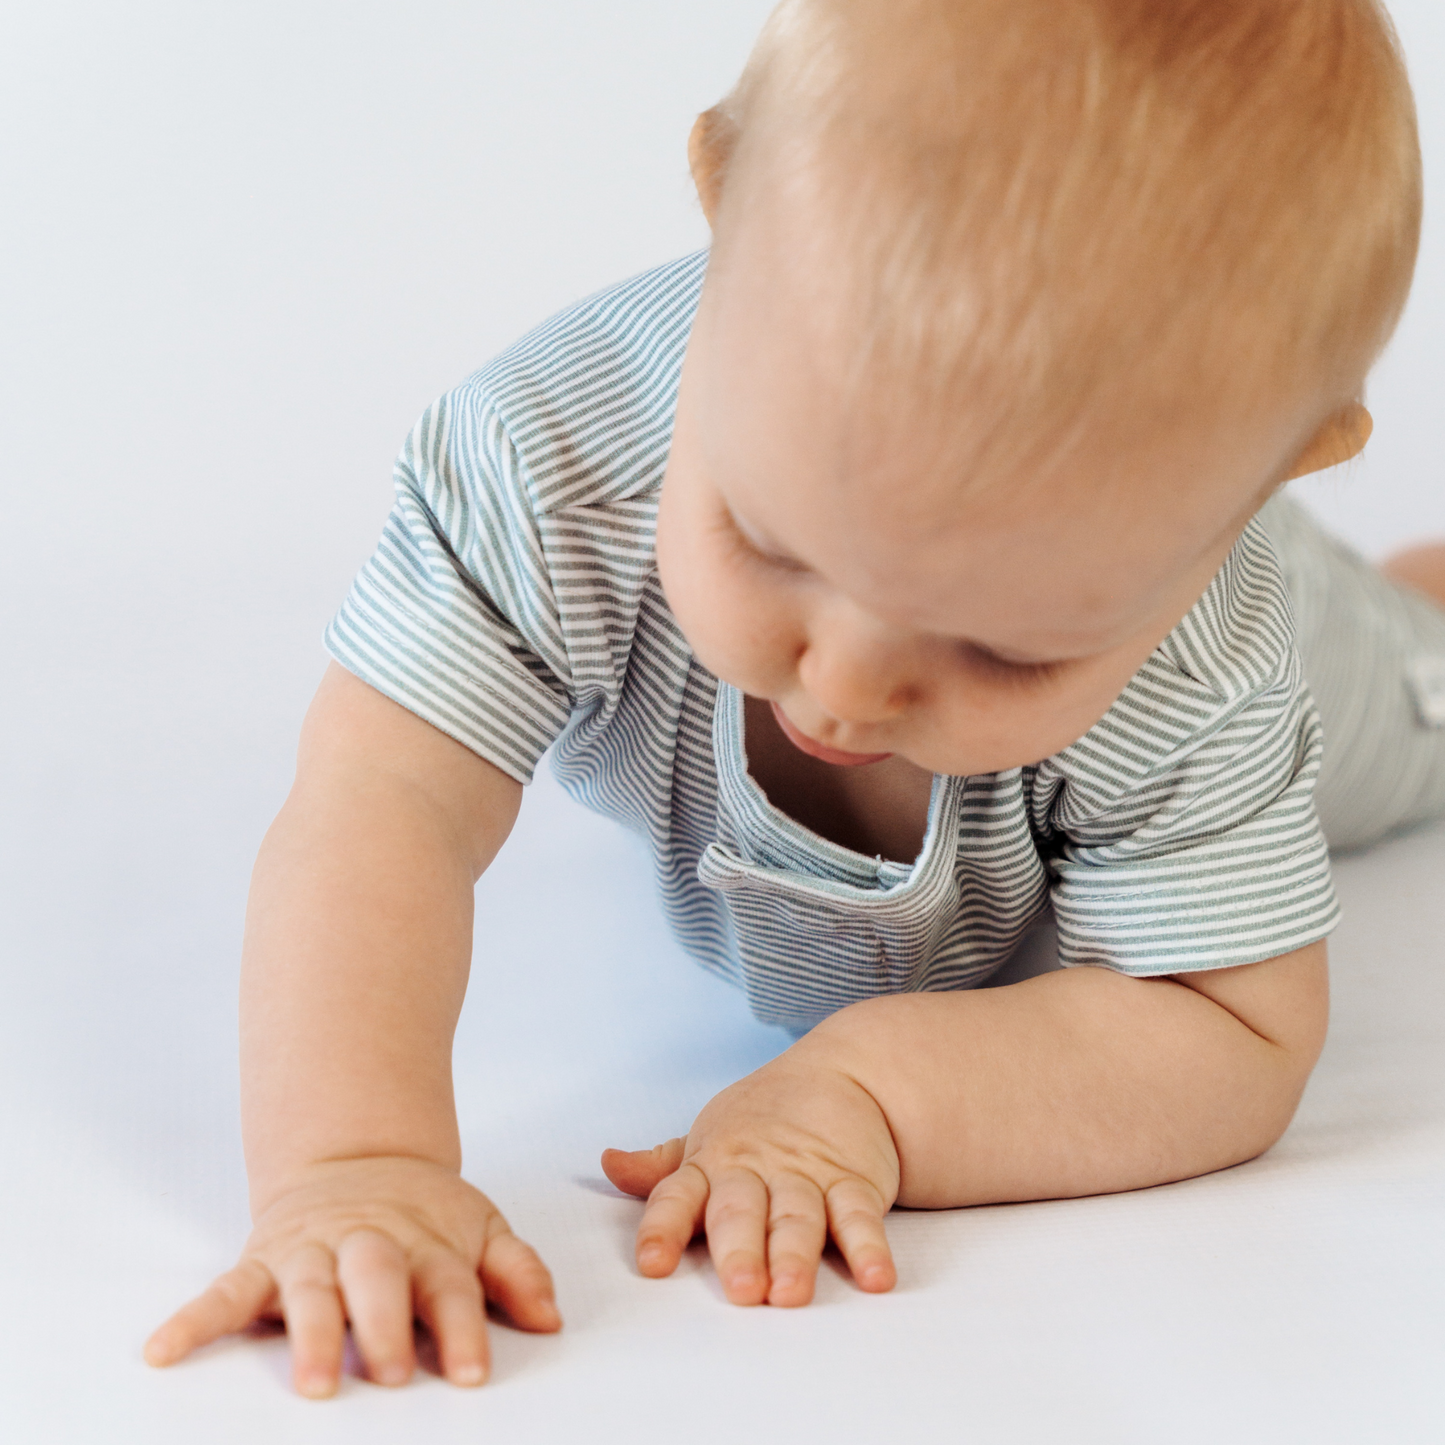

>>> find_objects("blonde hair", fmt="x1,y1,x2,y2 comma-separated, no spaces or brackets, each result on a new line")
704,0,1422,482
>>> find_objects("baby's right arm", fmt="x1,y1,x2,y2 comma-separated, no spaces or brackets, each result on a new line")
144,663,561,1396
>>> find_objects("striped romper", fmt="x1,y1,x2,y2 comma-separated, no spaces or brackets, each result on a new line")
326,252,1445,1033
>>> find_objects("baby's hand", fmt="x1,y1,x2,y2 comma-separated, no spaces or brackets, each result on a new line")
144,1156,560,1396
602,1049,901,1307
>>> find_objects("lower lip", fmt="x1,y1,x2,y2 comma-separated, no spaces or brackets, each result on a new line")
769,701,894,767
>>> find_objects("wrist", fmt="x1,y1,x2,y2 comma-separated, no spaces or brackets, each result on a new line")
247,1150,464,1220
793,994,922,1088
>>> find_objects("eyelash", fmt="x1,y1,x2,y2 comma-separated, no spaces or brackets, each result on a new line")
962,646,1063,686
723,506,1064,684
725,512,808,574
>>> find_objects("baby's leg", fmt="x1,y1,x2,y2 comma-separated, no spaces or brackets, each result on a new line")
1382,543,1445,608
1259,497,1445,853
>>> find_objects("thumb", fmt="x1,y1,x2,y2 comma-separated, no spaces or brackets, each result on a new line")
601,1137,688,1199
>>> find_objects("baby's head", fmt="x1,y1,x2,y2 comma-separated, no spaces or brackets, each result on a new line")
656,0,1421,774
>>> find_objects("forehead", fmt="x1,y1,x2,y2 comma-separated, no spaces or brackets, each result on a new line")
689,251,1294,656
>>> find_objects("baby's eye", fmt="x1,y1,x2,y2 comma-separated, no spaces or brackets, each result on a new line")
723,506,810,574
961,644,1064,686
749,544,810,574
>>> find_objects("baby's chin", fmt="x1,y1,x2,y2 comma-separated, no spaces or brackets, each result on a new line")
897,744,1038,777
822,726,1054,779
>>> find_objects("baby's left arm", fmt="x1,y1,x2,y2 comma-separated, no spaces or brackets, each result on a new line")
602,943,1328,1306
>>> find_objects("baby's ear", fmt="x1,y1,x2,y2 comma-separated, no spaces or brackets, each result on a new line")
689,107,738,229
1281,403,1374,483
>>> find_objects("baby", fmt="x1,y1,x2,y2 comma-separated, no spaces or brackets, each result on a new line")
147,0,1445,1399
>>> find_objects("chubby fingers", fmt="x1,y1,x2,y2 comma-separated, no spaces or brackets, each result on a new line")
412,1248,490,1387
335,1230,415,1388
144,1258,276,1369
478,1231,563,1334
704,1167,774,1305
631,1160,896,1306
825,1178,896,1294
276,1242,348,1398
328,1228,560,1393
633,1162,833,1308
634,1158,709,1280
601,1138,687,1199
144,1246,353,1398
764,1173,829,1307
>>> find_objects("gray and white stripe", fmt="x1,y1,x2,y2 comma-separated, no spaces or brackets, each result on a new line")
327,252,1443,1031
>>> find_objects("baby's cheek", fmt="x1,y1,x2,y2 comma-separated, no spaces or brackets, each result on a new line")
921,672,1128,774
681,579,797,697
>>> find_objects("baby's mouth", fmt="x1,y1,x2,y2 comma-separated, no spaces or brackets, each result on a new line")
769,701,894,767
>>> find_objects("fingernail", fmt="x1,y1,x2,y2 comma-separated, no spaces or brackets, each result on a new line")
451,1363,487,1387
298,1374,335,1400
376,1364,410,1387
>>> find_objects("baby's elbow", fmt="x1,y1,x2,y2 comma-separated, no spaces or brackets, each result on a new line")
1168,943,1330,1170
1176,940,1330,1151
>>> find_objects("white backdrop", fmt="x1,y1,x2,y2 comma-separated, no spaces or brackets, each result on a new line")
1,3,1443,1442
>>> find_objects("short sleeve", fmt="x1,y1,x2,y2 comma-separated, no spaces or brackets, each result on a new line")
1032,519,1340,975
325,384,575,785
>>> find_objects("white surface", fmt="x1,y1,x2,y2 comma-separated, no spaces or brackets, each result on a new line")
2,3,1443,1442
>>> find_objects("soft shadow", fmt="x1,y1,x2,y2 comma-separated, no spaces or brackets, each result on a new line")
982,918,1062,988
482,1312,567,1384
572,1173,631,1199
413,1321,443,1379
239,1314,554,1394
689,1239,731,1304
411,1315,559,1389
816,1242,853,1288
813,1238,917,1301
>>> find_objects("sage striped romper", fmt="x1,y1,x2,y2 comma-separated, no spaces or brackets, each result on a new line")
326,252,1445,1032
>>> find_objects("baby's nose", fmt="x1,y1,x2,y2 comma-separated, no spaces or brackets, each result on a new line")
796,621,918,725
